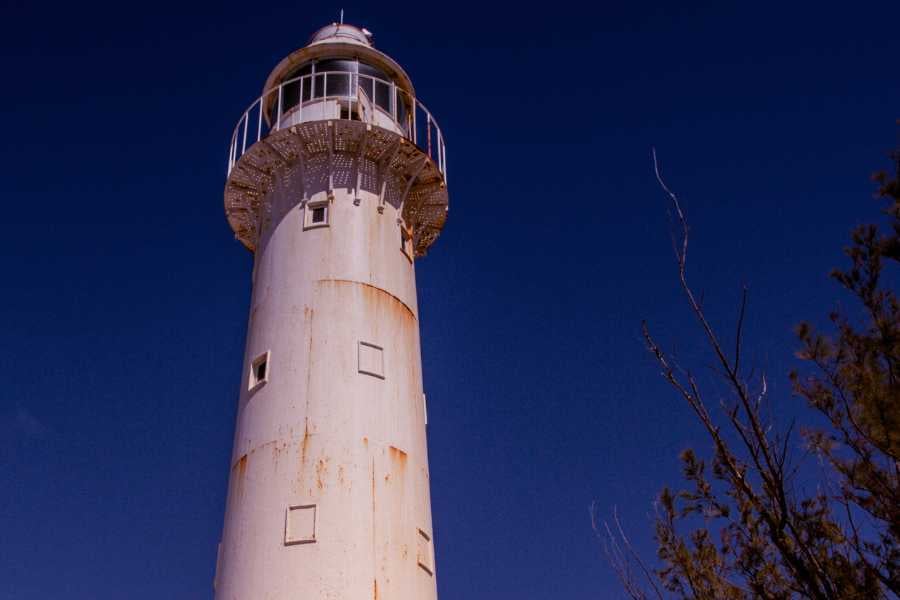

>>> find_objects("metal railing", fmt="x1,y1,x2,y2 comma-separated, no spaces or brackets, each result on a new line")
227,71,447,181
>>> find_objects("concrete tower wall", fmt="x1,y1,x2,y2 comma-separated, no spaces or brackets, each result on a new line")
214,170,437,599
217,23,448,600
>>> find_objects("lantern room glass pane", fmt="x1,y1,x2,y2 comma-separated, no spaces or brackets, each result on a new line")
396,96,408,128
282,81,300,112
312,74,325,98
357,63,381,78
268,58,402,122
374,81,390,111
273,63,312,121
358,74,375,103
326,72,352,97
315,60,354,97
316,59,356,74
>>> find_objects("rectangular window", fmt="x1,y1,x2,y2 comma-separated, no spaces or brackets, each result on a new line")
285,504,317,545
249,351,270,391
416,528,434,575
358,341,385,379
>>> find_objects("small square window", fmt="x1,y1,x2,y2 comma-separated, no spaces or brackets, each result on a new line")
285,504,317,545
249,351,270,391
304,201,329,230
358,341,384,379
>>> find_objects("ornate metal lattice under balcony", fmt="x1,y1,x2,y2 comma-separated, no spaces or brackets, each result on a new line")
225,119,447,256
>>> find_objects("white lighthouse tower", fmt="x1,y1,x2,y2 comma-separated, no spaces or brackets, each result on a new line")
214,22,449,600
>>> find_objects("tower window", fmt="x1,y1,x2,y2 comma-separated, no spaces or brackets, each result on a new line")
304,201,329,230
416,528,434,575
249,351,270,391
358,341,385,379
284,504,317,545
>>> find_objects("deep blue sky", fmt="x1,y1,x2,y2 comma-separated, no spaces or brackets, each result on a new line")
2,1,898,598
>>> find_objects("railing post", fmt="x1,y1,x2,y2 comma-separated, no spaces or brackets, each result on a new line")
227,74,449,185
241,112,249,154
256,96,263,141
299,77,304,123
390,82,396,124
276,85,283,131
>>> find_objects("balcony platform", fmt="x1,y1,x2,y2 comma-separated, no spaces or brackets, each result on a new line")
225,119,448,256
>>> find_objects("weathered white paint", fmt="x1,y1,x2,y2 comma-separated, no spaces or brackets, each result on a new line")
215,24,444,600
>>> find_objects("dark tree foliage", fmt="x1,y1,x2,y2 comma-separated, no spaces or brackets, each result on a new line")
792,151,900,596
600,145,900,600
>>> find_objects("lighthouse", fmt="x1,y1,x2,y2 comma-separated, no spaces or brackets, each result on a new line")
214,22,449,600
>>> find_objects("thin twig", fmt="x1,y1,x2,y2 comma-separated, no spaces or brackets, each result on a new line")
735,287,748,375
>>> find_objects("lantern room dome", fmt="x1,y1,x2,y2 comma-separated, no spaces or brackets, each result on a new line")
262,22,414,99
308,23,373,47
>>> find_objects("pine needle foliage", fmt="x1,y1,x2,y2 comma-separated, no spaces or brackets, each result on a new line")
601,144,900,600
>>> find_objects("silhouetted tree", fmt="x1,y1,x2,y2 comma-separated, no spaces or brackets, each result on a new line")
599,142,900,600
